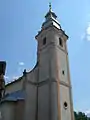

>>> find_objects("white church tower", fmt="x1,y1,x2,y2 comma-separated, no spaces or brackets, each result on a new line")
24,3,74,120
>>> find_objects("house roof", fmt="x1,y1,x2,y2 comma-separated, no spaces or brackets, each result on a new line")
0,90,25,103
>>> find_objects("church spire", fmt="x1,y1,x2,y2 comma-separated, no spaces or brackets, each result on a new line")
41,3,61,30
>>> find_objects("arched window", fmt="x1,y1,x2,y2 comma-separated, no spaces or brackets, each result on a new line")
59,38,63,47
43,37,46,45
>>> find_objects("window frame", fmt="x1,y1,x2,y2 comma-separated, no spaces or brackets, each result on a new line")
59,38,63,47
43,37,46,45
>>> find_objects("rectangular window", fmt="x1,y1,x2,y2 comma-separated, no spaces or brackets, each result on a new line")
59,38,63,47
62,70,65,75
43,37,46,45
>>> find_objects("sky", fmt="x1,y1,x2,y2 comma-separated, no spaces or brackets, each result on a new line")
0,0,90,114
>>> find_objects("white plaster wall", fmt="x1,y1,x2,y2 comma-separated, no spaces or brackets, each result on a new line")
5,78,23,94
0,102,15,120
49,46,59,80
15,101,24,120
37,27,68,84
39,49,50,82
50,82,58,120
57,47,69,84
37,27,66,50
24,83,37,120
24,67,38,120
60,85,71,120
38,84,49,120
27,67,38,83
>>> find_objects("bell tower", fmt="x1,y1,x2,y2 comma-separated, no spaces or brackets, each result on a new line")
35,3,74,120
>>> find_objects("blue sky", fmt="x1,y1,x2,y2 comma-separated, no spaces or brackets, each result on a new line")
0,0,90,113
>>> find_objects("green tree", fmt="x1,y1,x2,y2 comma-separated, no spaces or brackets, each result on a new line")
74,111,90,120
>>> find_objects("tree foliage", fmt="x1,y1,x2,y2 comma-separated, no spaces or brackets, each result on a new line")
74,111,90,120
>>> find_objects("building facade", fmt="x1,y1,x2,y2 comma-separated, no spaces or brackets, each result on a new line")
0,5,74,120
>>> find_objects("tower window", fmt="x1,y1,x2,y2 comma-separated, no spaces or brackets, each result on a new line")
59,38,63,47
62,70,65,75
64,102,68,110
43,37,46,45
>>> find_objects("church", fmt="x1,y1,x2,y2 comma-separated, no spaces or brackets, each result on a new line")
0,4,75,120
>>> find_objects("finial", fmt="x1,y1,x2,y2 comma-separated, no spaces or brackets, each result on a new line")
49,2,52,11
23,69,26,75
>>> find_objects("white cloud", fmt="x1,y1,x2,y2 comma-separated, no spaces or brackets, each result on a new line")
86,22,90,41
86,23,90,35
4,76,9,79
19,62,24,66
87,36,90,41
12,76,19,80
85,110,90,117
81,22,90,41
85,110,90,114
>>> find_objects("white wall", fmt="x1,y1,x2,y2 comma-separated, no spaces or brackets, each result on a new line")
60,85,71,120
5,78,24,94
0,102,15,120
